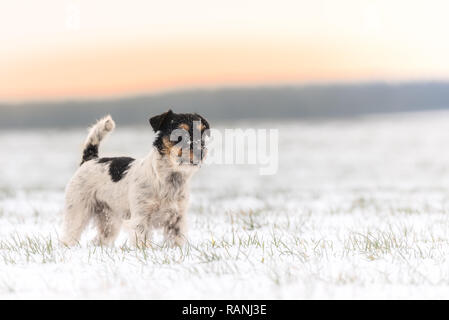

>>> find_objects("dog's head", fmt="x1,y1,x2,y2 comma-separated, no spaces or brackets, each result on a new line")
150,109,210,168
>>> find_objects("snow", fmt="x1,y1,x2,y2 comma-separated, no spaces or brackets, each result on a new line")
2,111,449,299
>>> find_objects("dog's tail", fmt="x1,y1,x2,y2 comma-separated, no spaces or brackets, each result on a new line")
80,115,115,165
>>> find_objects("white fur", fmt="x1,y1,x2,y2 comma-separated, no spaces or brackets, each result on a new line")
61,117,198,247
84,115,115,147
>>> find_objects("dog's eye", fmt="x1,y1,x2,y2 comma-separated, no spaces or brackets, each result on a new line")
172,130,189,143
178,139,190,147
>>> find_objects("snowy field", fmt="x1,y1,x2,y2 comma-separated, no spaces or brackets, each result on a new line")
3,111,449,299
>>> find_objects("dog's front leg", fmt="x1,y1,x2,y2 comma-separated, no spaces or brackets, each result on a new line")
128,220,153,247
127,202,157,247
163,207,187,247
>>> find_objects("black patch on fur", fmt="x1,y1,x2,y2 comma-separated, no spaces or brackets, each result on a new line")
81,143,99,165
98,157,135,182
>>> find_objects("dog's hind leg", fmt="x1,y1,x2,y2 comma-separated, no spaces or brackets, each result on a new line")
90,198,122,246
60,202,91,246
92,211,122,247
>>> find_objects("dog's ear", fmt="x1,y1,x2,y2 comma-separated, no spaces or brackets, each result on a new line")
194,113,210,130
149,109,173,132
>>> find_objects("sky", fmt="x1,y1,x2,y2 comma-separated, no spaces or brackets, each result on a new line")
1,0,449,102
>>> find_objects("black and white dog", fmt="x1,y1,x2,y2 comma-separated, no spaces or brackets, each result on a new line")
60,110,210,247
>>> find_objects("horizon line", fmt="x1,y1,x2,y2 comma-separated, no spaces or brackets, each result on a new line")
3,78,449,106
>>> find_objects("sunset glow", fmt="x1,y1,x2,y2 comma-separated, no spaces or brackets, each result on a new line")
1,0,449,102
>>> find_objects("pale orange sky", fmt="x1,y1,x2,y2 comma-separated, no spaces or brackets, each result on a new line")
1,0,449,102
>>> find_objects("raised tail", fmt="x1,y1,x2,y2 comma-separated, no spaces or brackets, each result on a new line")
80,115,115,165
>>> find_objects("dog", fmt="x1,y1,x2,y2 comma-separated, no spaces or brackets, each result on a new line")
60,109,210,247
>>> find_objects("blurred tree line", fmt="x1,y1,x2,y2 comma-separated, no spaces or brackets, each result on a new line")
1,82,449,129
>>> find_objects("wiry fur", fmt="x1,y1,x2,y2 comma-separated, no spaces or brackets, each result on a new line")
61,111,209,247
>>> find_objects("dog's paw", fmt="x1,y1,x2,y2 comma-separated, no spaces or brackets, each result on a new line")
59,237,80,248
91,237,115,248
165,235,187,248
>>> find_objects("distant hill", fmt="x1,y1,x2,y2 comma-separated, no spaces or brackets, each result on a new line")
1,82,449,129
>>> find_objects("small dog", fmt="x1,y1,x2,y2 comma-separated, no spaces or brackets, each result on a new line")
60,109,210,247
